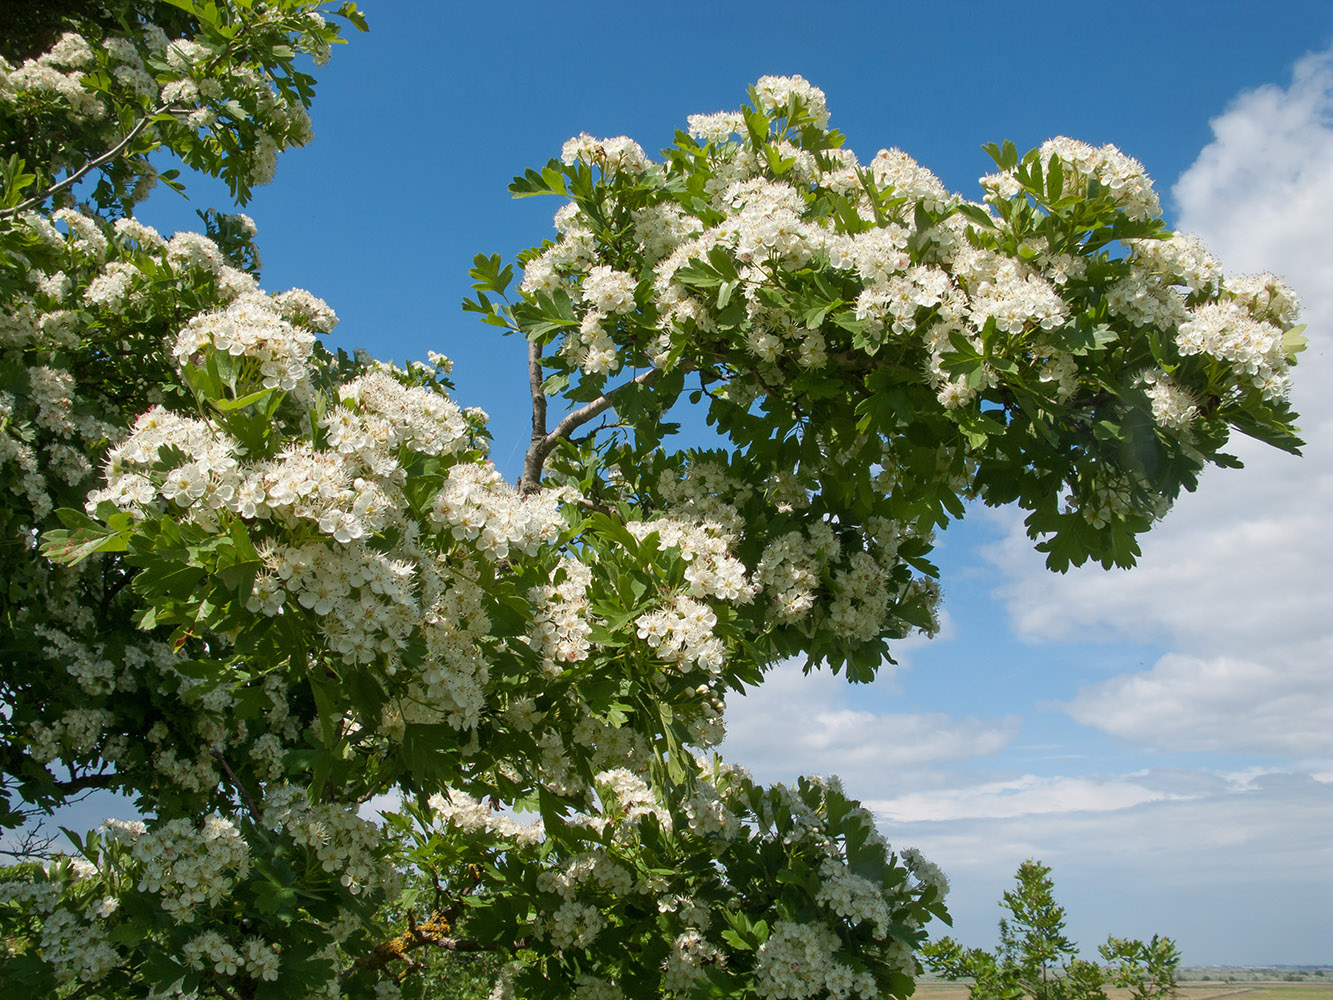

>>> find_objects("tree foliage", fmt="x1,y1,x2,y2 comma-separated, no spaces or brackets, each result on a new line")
0,1,1300,997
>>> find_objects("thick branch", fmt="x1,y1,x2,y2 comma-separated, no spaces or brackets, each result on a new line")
206,981,243,1000
519,365,660,493
52,771,120,795
520,337,549,493
0,744,120,798
356,912,480,974
0,102,174,220
355,911,452,973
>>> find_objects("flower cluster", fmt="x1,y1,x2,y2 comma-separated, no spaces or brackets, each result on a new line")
635,595,725,673
37,906,121,984
1036,137,1162,221
561,134,651,176
115,816,251,921
595,767,671,829
663,929,725,994
0,6,336,210
431,462,568,559
755,920,873,1000
173,291,318,394
262,784,394,895
331,368,470,463
527,556,595,670
486,70,1302,615
752,73,830,128
1135,369,1199,432
816,858,892,938
1176,297,1292,400
429,787,546,846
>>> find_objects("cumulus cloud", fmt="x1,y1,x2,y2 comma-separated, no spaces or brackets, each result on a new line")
866,773,1187,822
1174,46,1333,298
722,659,1020,789
984,44,1333,758
1061,651,1333,755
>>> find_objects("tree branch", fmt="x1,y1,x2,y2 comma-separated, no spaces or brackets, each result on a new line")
205,980,243,1000
0,745,108,792
520,337,549,493
211,749,262,821
0,822,58,861
354,916,528,974
54,771,120,795
0,102,175,220
519,365,660,493
354,911,456,974
549,367,659,442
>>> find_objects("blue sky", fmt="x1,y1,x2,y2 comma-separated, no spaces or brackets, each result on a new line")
125,0,1333,967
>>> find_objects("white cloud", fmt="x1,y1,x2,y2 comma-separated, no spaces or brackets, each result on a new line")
984,44,1333,758
883,771,1333,966
1061,651,1333,755
867,773,1185,822
1173,46,1333,299
721,659,1019,788
898,770,1333,874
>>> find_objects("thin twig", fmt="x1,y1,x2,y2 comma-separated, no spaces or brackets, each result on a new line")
0,102,175,220
0,822,58,861
569,416,626,447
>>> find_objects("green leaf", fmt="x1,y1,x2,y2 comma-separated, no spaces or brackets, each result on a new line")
40,509,130,565
1229,409,1303,455
469,252,513,295
1046,155,1064,203
914,201,935,236
336,2,370,32
1059,320,1118,356
1281,323,1307,360
158,0,206,19
742,106,770,146
706,245,741,281
213,385,278,412
674,258,723,290
721,929,752,951
509,160,569,198
955,202,996,229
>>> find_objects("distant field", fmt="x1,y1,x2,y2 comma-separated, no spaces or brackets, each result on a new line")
913,984,1333,1000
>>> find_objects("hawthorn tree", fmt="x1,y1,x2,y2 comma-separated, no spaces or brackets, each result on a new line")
0,1,1304,998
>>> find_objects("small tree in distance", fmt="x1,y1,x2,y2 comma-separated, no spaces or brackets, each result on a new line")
1101,935,1183,1000
924,860,1180,1000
